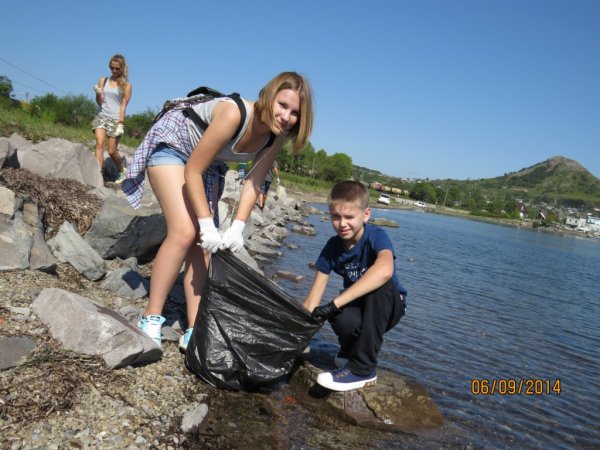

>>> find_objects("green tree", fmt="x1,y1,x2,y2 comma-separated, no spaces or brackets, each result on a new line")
0,75,13,98
29,93,96,127
410,182,437,203
30,93,60,121
54,95,97,127
312,149,328,179
322,152,353,182
125,108,157,138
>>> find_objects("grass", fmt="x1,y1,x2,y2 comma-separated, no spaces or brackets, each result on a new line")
0,102,140,148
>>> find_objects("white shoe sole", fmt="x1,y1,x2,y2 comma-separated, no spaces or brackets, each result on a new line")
316,372,377,391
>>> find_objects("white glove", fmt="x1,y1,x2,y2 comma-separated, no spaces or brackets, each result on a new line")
197,218,221,253
276,177,281,185
220,219,245,252
115,123,125,137
93,84,103,95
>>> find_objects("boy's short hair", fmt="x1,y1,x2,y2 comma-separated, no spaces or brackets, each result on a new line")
328,180,369,210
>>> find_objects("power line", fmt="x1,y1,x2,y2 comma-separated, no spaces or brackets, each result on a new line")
0,56,68,95
10,79,48,95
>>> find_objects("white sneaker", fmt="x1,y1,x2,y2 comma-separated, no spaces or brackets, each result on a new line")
317,368,377,391
178,327,193,352
137,315,165,348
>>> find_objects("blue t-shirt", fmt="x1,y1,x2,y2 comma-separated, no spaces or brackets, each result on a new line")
316,223,408,297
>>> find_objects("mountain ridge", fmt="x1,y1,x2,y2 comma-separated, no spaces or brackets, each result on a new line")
354,155,600,208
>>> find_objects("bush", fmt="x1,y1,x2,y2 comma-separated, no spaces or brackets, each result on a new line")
30,93,96,127
125,108,157,138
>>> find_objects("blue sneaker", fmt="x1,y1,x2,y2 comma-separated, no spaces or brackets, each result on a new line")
114,168,127,185
178,327,193,352
334,351,349,368
137,314,165,348
317,367,377,391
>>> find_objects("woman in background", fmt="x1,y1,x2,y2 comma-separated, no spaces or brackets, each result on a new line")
92,54,131,184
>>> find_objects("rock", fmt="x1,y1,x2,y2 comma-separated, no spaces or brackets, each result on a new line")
12,137,104,189
245,239,282,259
0,185,14,216
272,270,305,283
181,403,209,433
100,267,149,299
291,224,317,236
0,136,17,168
32,287,161,368
291,361,444,434
370,218,400,228
83,195,166,262
22,199,57,272
0,196,33,271
47,221,106,281
0,336,36,370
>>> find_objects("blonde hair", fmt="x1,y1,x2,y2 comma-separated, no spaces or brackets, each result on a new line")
109,54,129,94
328,180,369,210
254,72,314,152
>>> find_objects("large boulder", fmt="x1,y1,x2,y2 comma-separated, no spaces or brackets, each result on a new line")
32,288,161,369
10,137,103,189
47,221,106,281
0,137,17,168
291,361,444,434
83,194,166,262
0,193,33,271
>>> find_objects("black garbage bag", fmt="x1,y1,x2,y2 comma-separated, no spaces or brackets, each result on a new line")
185,251,321,391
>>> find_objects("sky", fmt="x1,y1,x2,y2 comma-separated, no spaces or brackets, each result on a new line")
1,0,599,180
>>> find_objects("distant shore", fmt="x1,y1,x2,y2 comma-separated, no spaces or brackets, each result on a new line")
288,186,599,240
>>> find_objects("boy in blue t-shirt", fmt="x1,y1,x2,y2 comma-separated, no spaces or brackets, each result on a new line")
303,180,407,391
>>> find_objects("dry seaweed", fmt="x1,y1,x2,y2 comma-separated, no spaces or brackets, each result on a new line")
0,333,130,427
0,168,103,239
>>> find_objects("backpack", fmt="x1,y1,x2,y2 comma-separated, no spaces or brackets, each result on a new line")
154,86,247,140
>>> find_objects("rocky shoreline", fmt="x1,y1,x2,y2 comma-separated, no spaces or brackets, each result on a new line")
1,135,454,449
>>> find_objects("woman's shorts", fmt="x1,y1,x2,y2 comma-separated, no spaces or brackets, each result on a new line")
260,179,272,195
146,144,228,227
91,115,120,138
147,144,188,167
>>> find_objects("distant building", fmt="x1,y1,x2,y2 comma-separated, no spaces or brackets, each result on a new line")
566,217,588,229
516,200,527,219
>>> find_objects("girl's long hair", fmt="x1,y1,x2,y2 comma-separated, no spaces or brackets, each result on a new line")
254,71,314,152
109,54,129,94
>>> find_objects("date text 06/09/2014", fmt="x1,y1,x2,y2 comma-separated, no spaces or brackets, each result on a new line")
470,379,561,395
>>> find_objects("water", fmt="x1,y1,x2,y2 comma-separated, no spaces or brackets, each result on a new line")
264,205,600,449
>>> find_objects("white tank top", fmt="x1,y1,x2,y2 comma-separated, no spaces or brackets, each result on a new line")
99,78,122,119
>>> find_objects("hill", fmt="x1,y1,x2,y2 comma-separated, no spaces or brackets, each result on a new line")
356,156,600,209
464,156,600,207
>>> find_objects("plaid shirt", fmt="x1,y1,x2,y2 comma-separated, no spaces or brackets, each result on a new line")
121,110,192,208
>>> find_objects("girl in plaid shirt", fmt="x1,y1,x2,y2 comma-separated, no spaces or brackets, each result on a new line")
124,72,314,351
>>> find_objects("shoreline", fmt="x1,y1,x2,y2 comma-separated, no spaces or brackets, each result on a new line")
287,187,599,241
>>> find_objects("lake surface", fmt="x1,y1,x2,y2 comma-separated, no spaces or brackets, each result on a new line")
265,205,600,449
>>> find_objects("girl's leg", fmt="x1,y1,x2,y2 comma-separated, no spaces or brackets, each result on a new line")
182,241,210,329
107,136,124,172
94,128,107,170
145,165,201,317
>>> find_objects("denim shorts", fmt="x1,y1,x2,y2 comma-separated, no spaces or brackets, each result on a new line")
147,144,188,167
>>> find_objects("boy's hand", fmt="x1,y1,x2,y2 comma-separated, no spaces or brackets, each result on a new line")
310,301,341,323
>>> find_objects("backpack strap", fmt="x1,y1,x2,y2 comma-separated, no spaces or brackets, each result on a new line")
262,132,277,150
183,92,246,141
102,77,108,87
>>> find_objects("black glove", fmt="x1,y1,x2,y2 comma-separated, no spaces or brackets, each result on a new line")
311,301,341,324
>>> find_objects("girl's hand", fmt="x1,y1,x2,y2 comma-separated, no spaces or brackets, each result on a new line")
220,220,245,252
197,218,221,253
